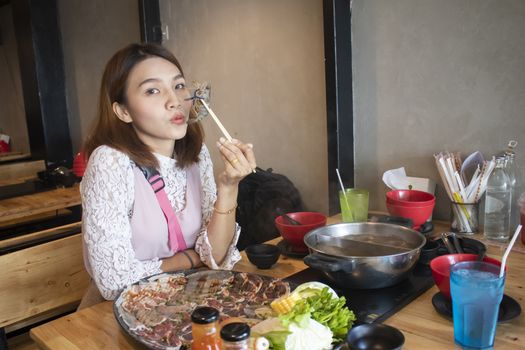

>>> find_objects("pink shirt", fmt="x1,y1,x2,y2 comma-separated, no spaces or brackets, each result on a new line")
130,164,201,260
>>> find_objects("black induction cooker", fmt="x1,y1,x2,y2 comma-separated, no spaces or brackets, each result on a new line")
284,261,434,324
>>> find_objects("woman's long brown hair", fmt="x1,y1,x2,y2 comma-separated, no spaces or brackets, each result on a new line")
83,43,204,169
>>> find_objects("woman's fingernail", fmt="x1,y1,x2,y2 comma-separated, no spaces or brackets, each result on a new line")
219,137,226,143
247,143,253,148
216,141,221,148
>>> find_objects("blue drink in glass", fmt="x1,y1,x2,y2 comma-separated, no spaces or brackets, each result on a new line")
450,261,505,349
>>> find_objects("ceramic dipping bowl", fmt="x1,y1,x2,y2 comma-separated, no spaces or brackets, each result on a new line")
245,244,281,269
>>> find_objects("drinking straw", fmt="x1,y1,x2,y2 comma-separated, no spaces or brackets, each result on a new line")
438,157,456,199
500,224,523,278
465,172,481,202
336,168,353,221
434,155,453,199
452,192,472,232
435,154,470,230
454,171,467,201
453,171,474,230
474,159,495,202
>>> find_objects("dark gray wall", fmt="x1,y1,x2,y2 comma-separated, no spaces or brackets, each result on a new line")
58,0,140,153
353,0,525,219
161,0,328,212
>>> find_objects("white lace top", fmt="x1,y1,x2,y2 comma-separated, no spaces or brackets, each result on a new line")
81,144,241,300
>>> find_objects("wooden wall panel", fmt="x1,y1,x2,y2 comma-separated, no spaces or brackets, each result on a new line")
0,233,89,327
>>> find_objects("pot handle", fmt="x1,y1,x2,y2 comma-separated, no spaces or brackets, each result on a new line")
304,254,353,272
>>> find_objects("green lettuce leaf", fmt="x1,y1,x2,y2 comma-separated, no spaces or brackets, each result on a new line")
280,287,356,342
261,330,291,350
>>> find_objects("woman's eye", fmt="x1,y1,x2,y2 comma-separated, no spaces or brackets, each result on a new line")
175,83,186,90
145,88,160,95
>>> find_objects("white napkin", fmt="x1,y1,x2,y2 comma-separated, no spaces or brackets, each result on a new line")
382,167,410,190
0,133,10,143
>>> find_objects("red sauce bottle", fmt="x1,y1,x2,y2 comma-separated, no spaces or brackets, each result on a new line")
191,306,221,350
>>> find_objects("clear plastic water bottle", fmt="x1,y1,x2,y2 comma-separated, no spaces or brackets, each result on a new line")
519,192,525,245
503,141,522,231
484,156,512,241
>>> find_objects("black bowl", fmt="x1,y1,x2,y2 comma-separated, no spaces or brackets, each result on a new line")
436,236,486,257
245,244,281,269
419,239,440,265
346,324,405,350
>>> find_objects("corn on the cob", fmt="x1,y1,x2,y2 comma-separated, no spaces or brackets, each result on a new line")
270,293,301,315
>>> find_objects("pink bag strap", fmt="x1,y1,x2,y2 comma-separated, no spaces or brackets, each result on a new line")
138,166,187,252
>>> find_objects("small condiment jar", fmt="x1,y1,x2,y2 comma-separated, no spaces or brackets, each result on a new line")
191,306,221,350
220,322,250,350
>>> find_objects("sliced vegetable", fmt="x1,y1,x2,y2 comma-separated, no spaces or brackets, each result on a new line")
283,318,333,350
280,287,356,342
252,318,291,350
271,293,301,315
271,281,337,316
249,336,270,350
293,282,338,299
251,316,332,350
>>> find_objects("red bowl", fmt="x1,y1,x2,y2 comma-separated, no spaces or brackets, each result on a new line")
430,254,503,299
275,212,327,252
386,201,434,229
386,190,435,207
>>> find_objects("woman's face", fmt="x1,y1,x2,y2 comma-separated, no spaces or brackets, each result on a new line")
113,56,193,156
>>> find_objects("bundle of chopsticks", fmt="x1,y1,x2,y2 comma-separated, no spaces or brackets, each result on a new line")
434,151,495,232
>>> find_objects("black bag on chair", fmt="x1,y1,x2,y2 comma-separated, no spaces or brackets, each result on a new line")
235,167,304,250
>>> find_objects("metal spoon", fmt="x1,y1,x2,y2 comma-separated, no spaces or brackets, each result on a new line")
441,233,456,254
276,208,302,225
450,232,464,253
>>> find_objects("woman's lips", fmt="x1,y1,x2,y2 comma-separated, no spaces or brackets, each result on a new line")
170,115,186,125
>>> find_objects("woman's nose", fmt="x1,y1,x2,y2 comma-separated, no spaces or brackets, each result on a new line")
166,90,183,110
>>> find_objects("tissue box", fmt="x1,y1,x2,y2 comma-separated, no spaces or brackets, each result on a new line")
406,177,436,195
406,177,436,220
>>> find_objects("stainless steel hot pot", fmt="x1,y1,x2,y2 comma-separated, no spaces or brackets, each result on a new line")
303,222,426,289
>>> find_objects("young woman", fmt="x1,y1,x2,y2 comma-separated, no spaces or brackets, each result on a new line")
79,43,256,304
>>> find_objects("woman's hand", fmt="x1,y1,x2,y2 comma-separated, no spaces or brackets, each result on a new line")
207,137,256,264
215,137,257,188
160,249,202,272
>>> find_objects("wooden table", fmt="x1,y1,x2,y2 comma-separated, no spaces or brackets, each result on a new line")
30,216,525,349
0,184,81,225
